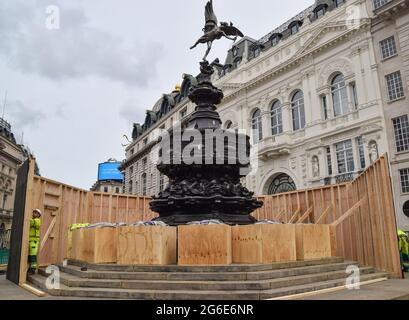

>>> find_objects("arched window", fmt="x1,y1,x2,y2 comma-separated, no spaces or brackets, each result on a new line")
271,100,283,135
251,109,263,144
268,174,296,195
225,121,233,130
331,73,348,117
291,91,306,131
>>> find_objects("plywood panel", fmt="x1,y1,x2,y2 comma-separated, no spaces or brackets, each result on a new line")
117,226,176,265
232,224,296,264
178,225,232,265
71,227,117,264
295,224,333,260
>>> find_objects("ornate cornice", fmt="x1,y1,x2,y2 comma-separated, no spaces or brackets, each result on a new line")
221,20,370,104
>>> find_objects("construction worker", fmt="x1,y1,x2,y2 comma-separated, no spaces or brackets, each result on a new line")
398,229,409,273
28,209,41,275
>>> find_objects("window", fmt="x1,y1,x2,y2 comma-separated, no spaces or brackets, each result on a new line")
143,138,148,145
357,137,366,169
225,121,233,130
380,36,397,59
253,47,261,58
404,200,409,217
393,115,409,152
386,71,405,101
400,168,409,193
142,158,147,169
290,23,299,35
130,148,134,155
336,140,355,174
267,174,296,195
334,0,345,7
115,187,120,194
271,100,283,135
351,82,358,109
159,174,165,192
180,108,187,119
142,173,147,195
251,109,263,144
326,147,333,175
103,187,108,193
129,180,133,194
271,35,280,46
291,91,306,131
373,0,390,10
232,46,239,57
322,96,328,120
315,5,327,19
331,73,348,116
2,194,7,209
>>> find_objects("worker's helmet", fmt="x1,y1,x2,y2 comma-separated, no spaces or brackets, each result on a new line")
33,209,42,216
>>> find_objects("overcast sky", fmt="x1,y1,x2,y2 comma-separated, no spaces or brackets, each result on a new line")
0,0,312,190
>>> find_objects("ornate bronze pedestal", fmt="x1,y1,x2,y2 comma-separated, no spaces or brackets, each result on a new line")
150,61,263,225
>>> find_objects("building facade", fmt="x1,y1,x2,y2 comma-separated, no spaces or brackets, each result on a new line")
366,0,409,229
0,118,27,234
121,0,408,228
91,159,124,194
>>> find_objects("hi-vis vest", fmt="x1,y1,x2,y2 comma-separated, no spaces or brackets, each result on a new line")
29,218,41,240
69,223,90,231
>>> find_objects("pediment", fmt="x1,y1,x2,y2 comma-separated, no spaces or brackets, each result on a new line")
293,22,353,59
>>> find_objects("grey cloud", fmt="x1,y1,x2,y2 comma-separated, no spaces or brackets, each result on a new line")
0,1,164,86
6,100,46,132
120,103,145,125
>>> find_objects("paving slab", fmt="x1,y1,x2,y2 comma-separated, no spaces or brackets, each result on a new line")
297,279,409,300
0,274,100,300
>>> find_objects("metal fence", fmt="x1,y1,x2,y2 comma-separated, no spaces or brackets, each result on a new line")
0,229,10,265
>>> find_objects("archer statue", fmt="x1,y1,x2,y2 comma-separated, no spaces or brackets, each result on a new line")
190,0,244,61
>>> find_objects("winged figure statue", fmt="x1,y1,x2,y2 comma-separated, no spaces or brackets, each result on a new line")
190,0,244,61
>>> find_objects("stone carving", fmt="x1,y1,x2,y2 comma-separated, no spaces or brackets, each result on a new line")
312,156,320,178
369,141,379,164
318,58,353,87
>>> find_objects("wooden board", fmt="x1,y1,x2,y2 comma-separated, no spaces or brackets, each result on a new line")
117,226,176,265
295,224,333,260
71,227,117,264
232,224,296,264
178,225,232,265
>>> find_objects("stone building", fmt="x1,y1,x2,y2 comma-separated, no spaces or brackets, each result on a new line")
91,159,124,194
0,118,27,233
120,0,407,228
366,0,409,229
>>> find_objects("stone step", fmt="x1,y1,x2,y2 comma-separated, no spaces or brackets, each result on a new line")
37,266,374,291
28,272,389,300
260,272,390,299
57,261,357,281
66,257,344,273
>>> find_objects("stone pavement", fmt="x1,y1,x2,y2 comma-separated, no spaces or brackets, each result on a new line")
2,273,409,300
296,279,409,300
0,274,93,300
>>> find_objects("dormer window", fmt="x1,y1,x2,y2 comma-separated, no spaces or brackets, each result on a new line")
233,56,242,68
334,0,345,7
232,46,239,57
270,33,282,46
289,21,302,35
314,5,327,19
253,47,261,58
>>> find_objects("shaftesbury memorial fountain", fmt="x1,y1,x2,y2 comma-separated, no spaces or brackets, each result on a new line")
150,0,263,225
